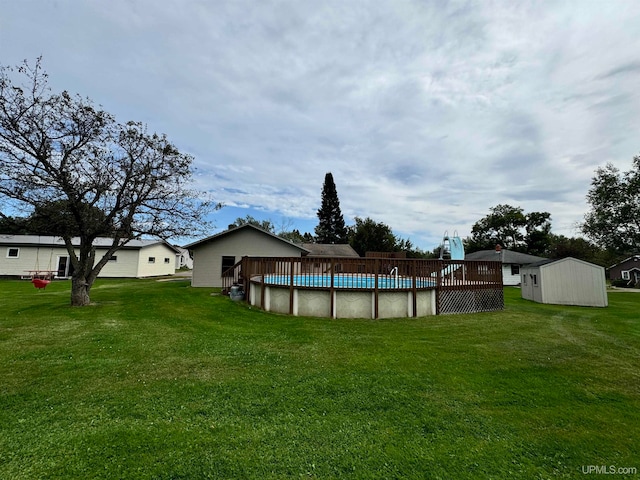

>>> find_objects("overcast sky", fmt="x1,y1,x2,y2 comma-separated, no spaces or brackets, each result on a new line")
2,0,639,250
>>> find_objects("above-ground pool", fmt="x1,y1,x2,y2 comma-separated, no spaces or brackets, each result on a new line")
250,273,438,319
262,274,436,290
236,257,504,319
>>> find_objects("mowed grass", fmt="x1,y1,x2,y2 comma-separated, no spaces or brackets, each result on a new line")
1,280,639,479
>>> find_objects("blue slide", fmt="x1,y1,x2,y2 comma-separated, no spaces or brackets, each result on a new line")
434,231,465,277
448,235,465,260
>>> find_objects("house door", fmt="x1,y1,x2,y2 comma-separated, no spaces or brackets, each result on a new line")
57,256,74,278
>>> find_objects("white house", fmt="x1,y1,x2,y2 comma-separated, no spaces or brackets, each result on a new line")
184,224,310,288
174,246,193,270
466,248,547,286
0,235,180,278
520,257,608,307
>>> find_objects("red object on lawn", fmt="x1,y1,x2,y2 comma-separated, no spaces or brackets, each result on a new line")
32,278,51,290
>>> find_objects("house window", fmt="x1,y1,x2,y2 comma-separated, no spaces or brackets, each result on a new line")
522,274,527,286
108,255,118,262
511,265,520,275
164,258,171,264
532,274,538,286
622,271,630,280
222,256,235,277
148,257,156,264
7,247,19,258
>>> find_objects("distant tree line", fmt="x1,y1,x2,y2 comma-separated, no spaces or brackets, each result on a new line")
465,155,640,266
5,159,638,269
464,204,611,266
230,160,640,266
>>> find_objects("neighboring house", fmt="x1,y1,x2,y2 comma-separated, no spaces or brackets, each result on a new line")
521,257,608,307
174,246,193,270
465,248,547,286
184,224,310,288
608,255,640,286
0,235,180,278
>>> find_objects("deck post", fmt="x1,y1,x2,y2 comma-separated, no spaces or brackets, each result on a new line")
330,258,336,319
435,260,442,315
260,258,266,310
242,256,250,303
411,260,417,317
374,258,379,319
289,257,295,315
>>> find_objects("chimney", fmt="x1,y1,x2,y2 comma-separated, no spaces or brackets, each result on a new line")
495,244,502,254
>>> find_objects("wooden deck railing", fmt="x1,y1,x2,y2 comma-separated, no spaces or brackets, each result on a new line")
222,256,503,316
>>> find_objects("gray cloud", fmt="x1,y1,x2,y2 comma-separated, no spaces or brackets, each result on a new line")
595,61,640,80
1,0,640,248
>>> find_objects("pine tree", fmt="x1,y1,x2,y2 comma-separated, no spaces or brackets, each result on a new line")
315,172,348,244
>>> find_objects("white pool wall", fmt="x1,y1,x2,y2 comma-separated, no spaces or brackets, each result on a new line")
249,283,436,319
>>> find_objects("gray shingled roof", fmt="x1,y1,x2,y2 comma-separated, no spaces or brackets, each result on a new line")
465,248,547,264
301,243,360,258
525,257,603,269
183,223,310,253
523,258,557,268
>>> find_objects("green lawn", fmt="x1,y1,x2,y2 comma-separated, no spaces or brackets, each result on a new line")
1,279,638,479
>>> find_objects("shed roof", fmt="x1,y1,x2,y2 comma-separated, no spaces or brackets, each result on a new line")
523,257,603,269
465,248,547,264
183,224,310,253
301,243,360,258
523,258,558,268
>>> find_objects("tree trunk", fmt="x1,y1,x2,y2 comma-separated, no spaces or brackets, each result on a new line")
71,276,92,306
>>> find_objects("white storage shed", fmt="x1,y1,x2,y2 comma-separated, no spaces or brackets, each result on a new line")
521,257,608,307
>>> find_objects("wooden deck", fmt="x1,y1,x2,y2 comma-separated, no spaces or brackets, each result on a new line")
223,256,503,317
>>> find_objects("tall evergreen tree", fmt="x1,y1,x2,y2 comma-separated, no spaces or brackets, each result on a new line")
315,172,347,244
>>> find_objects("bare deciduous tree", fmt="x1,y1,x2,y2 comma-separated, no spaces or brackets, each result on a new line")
0,58,219,305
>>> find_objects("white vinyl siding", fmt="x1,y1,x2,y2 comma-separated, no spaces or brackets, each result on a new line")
521,258,607,307
136,243,176,277
502,264,522,286
99,248,140,277
0,238,176,279
0,246,66,277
